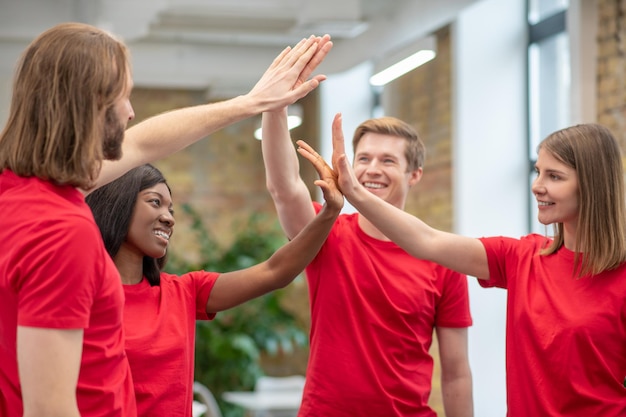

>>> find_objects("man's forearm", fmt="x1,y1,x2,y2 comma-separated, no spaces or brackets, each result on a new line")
441,374,474,417
126,96,256,163
261,109,316,238
261,109,302,197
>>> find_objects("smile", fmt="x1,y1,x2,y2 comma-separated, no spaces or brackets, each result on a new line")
153,229,171,240
363,182,386,189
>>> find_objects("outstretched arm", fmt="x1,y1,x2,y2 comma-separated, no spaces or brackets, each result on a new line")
260,36,333,238
296,113,491,280
205,148,343,312
92,35,333,191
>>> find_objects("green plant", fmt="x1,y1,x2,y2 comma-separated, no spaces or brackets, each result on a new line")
165,204,307,417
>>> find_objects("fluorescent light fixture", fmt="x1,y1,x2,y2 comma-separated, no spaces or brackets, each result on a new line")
254,104,303,140
370,35,437,86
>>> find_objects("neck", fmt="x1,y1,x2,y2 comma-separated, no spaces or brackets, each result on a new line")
562,221,577,251
357,213,391,241
113,249,145,285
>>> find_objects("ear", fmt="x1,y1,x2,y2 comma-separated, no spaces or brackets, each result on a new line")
408,167,423,187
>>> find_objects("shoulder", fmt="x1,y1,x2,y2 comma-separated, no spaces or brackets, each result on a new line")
480,233,550,254
159,270,220,286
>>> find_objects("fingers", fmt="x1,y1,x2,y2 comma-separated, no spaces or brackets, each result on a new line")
295,140,332,182
315,179,344,211
268,36,313,74
334,153,360,197
268,45,292,71
262,35,331,103
331,113,346,169
284,36,318,71
295,140,324,173
297,140,346,205
295,140,324,163
290,78,321,102
297,35,333,85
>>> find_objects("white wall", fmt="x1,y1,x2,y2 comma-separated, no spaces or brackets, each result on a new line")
453,0,528,415
0,43,23,126
319,61,375,213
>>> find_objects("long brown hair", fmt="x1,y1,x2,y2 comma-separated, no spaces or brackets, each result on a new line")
539,123,626,276
0,22,130,189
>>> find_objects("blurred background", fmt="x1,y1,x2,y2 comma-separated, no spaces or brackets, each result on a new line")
1,1,624,416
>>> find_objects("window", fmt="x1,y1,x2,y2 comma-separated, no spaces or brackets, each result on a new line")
527,0,569,234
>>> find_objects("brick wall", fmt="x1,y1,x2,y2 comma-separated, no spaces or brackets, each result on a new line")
597,0,626,150
383,26,454,233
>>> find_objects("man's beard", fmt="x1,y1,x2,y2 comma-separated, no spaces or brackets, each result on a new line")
102,106,125,160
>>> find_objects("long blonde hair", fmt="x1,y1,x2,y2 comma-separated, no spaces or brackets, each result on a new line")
539,123,626,276
0,22,130,189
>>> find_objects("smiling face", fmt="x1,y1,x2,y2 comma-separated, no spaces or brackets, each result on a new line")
353,132,422,209
122,182,175,260
532,147,580,233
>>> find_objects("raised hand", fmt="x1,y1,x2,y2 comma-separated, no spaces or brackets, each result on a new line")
297,117,362,203
331,113,346,172
294,34,333,89
295,140,343,212
248,35,333,112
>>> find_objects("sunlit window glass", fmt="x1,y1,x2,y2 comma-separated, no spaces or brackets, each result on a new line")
527,0,570,234
528,32,570,160
528,0,569,24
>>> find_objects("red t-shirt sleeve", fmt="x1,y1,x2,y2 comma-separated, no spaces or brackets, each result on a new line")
14,216,104,329
191,270,219,320
434,266,473,328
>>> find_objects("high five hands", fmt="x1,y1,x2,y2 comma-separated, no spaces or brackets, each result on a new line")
295,131,344,212
250,35,333,111
296,113,361,204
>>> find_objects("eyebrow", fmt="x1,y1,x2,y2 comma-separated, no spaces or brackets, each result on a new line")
141,190,174,207
535,166,569,176
355,151,399,159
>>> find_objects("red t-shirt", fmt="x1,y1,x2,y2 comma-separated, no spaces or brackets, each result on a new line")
480,234,626,416
123,271,218,417
0,170,136,417
299,204,472,417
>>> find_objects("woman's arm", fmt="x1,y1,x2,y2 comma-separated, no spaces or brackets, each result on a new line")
206,143,343,312
296,116,491,280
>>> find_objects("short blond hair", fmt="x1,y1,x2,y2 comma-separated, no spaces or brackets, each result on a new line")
352,117,425,172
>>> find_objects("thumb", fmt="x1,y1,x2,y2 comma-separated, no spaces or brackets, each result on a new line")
291,79,321,101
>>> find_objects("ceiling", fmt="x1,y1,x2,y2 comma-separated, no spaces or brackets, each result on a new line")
0,0,480,98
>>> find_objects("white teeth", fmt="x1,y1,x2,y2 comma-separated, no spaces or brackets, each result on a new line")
538,201,553,206
154,230,170,240
363,182,385,189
